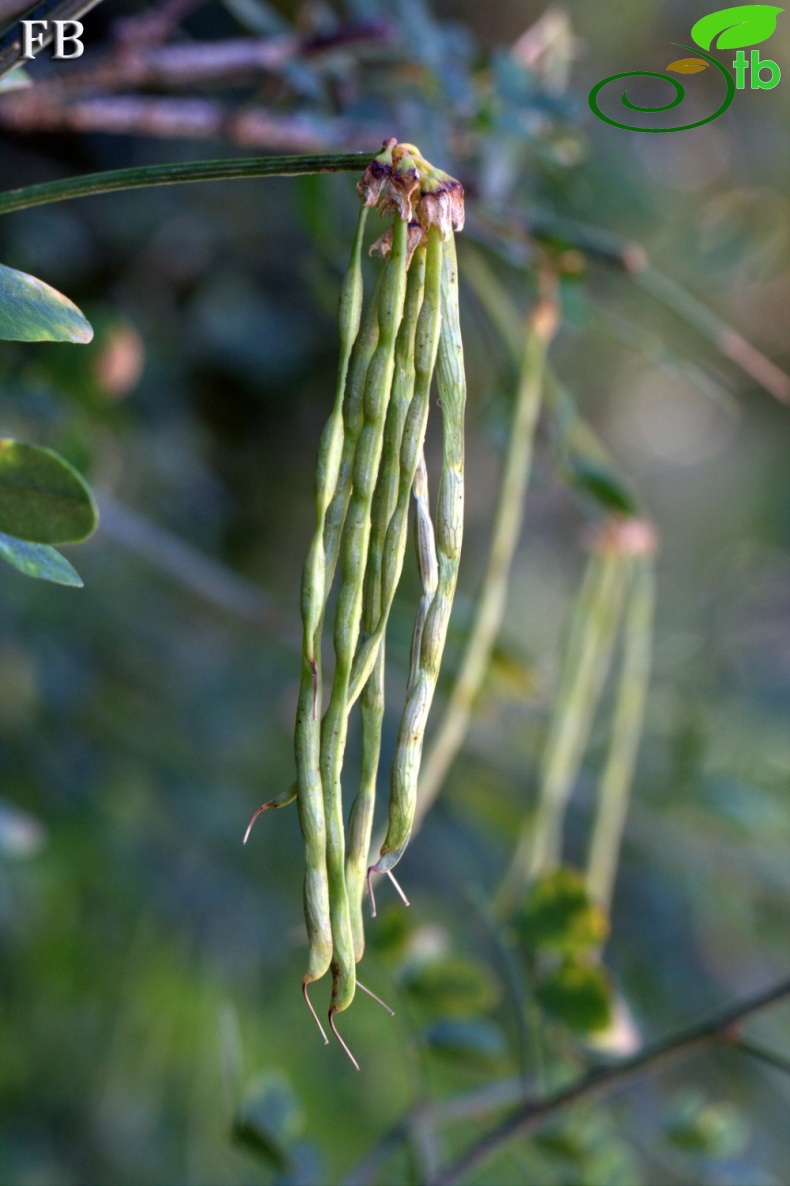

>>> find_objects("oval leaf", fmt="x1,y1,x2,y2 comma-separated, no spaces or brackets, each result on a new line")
0,441,98,544
0,531,83,586
667,57,710,72
691,5,783,50
536,958,614,1034
0,262,93,343
519,867,610,955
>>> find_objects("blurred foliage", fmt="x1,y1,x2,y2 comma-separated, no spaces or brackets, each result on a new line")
0,1,789,1184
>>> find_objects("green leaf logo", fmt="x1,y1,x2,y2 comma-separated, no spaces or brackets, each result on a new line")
691,5,783,50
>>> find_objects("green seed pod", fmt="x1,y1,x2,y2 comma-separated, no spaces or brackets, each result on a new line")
321,215,410,1061
345,245,427,962
408,448,438,689
322,270,384,600
370,230,467,883
293,206,369,1040
346,226,444,708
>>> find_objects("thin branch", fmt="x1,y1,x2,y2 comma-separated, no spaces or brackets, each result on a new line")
0,89,376,150
96,492,275,627
0,151,371,217
475,208,790,406
429,977,790,1186
733,1037,790,1080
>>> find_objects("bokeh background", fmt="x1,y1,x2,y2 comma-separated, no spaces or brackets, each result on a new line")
1,1,789,1182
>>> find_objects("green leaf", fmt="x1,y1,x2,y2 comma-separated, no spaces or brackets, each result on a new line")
691,5,783,50
570,458,638,516
0,441,98,544
0,262,93,343
0,531,83,586
520,867,610,955
536,958,613,1034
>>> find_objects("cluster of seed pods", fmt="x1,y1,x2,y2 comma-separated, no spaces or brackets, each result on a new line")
245,140,467,1066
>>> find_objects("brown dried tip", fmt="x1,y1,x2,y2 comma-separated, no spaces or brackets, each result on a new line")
369,221,424,264
356,137,396,208
417,180,465,239
383,155,420,222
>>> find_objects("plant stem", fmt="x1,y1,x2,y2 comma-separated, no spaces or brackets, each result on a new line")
586,555,655,909
0,153,371,217
429,977,790,1186
499,545,629,911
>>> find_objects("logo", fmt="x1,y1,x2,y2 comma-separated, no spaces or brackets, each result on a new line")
20,20,85,61
589,4,782,132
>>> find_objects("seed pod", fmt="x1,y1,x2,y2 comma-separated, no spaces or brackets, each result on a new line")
346,226,444,709
369,229,467,884
321,215,410,1060
408,448,438,690
293,205,369,1040
345,245,427,961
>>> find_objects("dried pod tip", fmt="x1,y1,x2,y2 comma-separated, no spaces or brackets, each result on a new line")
592,517,659,558
356,137,396,208
529,293,561,342
358,140,465,232
384,153,421,222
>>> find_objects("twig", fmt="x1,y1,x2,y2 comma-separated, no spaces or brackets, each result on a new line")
732,1037,790,1080
429,976,790,1186
0,151,371,217
0,90,375,150
97,492,274,626
414,285,559,831
476,208,790,406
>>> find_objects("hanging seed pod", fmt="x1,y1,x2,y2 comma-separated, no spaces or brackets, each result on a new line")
346,226,444,709
321,216,410,1061
292,205,369,1040
345,246,427,962
369,226,467,889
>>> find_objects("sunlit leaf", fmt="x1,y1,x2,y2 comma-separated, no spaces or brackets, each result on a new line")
536,958,614,1034
519,867,610,955
0,441,98,544
667,57,710,73
0,531,83,586
691,5,783,50
0,262,93,343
